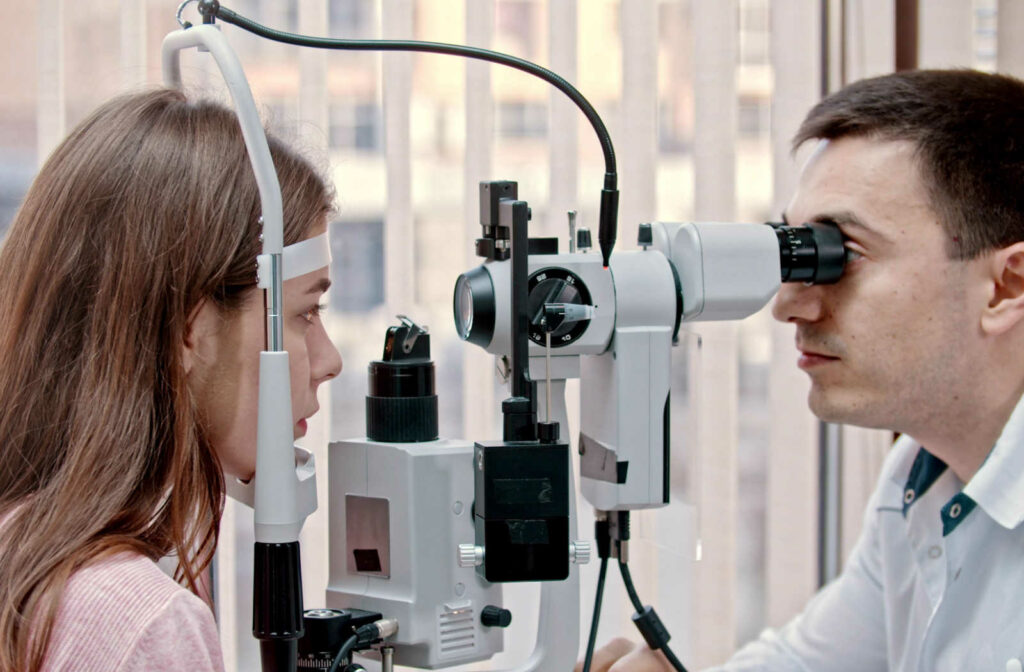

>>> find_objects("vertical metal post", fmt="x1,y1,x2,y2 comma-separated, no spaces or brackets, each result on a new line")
547,0,578,239
119,0,146,89
895,0,919,70
37,0,65,165
817,422,842,585
817,0,844,588
999,0,1024,77
507,200,532,402
768,0,823,627
382,0,415,310
691,1,739,663
461,0,496,443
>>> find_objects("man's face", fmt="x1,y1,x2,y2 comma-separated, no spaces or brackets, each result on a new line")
772,136,989,434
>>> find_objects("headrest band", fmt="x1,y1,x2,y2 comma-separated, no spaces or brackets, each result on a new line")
256,232,332,288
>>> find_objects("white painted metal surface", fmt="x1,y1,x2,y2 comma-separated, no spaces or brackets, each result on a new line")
383,0,415,311
998,0,1024,76
767,0,822,632
37,0,64,165
691,1,739,666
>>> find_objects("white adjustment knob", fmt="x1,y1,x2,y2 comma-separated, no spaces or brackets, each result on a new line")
458,543,484,568
570,541,592,565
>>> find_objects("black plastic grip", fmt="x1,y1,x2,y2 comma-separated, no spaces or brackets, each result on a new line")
253,541,304,643
632,605,671,650
594,518,611,559
598,176,619,268
366,395,438,442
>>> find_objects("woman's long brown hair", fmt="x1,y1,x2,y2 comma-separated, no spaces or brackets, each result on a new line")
0,89,332,671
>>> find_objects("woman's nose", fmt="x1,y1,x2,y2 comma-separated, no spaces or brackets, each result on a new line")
310,324,342,384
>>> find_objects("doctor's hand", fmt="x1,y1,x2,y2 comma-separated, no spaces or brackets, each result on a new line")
574,637,673,672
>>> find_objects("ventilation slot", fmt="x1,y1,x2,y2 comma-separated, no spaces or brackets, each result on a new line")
438,606,476,658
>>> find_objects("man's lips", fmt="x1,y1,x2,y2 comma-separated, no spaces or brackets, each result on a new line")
797,348,839,368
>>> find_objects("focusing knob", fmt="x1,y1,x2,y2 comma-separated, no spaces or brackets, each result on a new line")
570,541,592,565
637,223,653,249
576,226,592,252
481,605,513,628
458,544,484,568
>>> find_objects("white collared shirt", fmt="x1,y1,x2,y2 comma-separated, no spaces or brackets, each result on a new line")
710,394,1024,672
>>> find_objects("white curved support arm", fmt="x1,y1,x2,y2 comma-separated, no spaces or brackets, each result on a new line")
162,25,310,544
162,25,284,254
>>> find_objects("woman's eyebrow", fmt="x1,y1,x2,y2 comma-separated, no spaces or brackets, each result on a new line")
306,277,331,294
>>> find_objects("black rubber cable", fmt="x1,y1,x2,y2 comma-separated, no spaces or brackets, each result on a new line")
582,557,609,672
326,634,359,672
203,2,616,178
618,559,645,612
618,560,690,672
197,0,619,266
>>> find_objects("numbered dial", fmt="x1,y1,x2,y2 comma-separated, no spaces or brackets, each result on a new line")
527,267,592,347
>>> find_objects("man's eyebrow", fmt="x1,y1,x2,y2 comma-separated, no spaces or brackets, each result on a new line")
781,210,890,242
306,277,331,294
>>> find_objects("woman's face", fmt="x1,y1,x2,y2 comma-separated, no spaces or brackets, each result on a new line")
188,226,342,481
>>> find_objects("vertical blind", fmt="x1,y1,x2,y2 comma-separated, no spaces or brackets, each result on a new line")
4,0,1012,669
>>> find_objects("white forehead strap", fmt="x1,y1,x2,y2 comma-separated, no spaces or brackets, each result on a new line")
256,232,332,288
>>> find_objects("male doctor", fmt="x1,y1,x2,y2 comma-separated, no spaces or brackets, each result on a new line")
584,68,1024,671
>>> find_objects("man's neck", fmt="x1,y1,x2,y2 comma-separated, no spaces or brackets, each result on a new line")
908,378,1024,483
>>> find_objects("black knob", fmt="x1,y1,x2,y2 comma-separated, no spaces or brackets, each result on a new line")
637,223,653,247
576,227,592,251
537,421,559,444
366,317,438,443
481,605,512,628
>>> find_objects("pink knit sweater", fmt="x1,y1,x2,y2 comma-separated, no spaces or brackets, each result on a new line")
42,552,225,671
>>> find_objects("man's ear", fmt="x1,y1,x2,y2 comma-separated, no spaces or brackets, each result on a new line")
182,300,221,376
981,242,1024,336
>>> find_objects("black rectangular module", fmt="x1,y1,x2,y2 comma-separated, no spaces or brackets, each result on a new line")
473,440,570,582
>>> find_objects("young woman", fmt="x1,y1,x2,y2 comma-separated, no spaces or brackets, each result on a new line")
0,88,342,671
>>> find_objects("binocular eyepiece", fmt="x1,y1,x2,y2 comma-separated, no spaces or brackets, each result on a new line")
771,221,846,284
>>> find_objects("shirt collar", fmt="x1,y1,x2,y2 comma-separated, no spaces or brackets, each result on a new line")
888,433,924,489
961,390,1024,530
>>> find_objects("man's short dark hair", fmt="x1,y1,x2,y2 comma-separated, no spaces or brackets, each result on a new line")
794,69,1024,259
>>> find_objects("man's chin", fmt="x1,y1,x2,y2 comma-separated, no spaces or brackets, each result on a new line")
808,389,890,430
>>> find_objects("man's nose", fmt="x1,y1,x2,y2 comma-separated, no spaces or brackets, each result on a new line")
772,282,825,323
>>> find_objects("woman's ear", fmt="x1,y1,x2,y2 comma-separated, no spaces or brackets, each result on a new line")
981,242,1024,336
182,300,222,376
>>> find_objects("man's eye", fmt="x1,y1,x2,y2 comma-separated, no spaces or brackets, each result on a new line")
845,247,864,263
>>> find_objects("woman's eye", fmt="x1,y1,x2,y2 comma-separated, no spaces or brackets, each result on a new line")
301,304,327,323
845,246,864,263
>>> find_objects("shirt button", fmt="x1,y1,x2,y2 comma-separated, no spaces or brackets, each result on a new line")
1006,659,1022,672
949,502,962,518
928,545,942,559
904,489,916,504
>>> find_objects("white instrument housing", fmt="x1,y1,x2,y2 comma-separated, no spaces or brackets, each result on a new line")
650,221,782,322
327,438,503,669
578,249,678,510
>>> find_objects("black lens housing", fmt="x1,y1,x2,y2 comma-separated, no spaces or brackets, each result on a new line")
453,265,496,347
366,321,438,443
773,222,845,284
